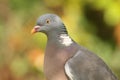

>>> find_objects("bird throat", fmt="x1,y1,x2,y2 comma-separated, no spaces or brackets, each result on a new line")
47,32,73,47
46,25,73,47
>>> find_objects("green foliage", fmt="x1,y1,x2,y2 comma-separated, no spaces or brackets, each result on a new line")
104,2,120,26
10,57,29,76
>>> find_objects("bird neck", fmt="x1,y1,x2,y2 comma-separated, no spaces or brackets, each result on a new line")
46,30,73,47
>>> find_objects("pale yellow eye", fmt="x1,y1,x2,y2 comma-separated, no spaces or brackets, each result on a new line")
46,19,50,24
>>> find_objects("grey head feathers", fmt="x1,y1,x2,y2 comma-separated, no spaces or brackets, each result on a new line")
35,14,68,34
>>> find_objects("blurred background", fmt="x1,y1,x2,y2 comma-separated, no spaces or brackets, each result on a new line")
0,0,120,80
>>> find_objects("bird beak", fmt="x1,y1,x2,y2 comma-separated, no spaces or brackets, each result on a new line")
31,28,36,34
31,26,40,34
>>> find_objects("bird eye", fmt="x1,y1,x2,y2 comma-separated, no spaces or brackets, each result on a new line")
46,19,50,24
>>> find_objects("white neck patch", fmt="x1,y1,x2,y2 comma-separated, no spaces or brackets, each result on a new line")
59,34,73,46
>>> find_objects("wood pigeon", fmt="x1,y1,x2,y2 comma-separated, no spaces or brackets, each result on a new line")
31,14,118,80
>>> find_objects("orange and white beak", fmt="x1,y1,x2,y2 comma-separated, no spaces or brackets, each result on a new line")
31,26,40,34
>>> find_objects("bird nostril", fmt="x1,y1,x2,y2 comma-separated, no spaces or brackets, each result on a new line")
34,26,40,30
34,25,41,31
34,27,39,31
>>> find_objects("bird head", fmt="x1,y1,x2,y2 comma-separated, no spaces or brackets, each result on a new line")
31,14,66,34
